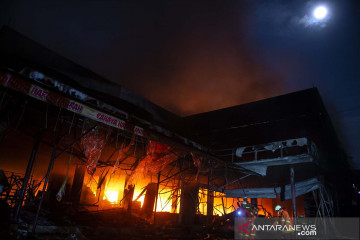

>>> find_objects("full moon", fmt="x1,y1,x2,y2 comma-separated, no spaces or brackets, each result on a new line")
313,6,328,20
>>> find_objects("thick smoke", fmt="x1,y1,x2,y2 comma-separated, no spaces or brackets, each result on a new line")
103,1,285,116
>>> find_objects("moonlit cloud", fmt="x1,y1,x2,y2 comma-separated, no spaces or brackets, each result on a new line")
298,14,328,28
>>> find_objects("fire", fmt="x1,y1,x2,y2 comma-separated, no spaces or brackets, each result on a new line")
84,173,176,212
155,189,173,212
104,190,118,203
133,191,145,207
101,188,146,206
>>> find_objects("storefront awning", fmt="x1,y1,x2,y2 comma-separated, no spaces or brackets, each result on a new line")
224,177,321,199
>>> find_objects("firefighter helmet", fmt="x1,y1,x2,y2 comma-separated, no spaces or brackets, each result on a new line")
241,197,249,207
275,205,282,211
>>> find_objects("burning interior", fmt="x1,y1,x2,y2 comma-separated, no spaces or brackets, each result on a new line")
0,27,354,239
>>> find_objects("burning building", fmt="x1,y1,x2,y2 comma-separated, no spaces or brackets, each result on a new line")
0,26,354,239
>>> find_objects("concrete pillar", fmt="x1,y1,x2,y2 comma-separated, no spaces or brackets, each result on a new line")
207,190,214,218
96,177,107,207
171,189,179,213
179,181,199,225
290,166,297,224
171,180,181,213
70,164,85,209
47,174,65,208
142,183,157,218
14,136,40,221
123,184,135,214
251,198,258,208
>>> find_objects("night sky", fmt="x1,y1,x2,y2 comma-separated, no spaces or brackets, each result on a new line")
0,0,359,169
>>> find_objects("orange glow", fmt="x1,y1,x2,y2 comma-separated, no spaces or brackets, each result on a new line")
199,188,207,215
82,172,251,216
133,191,145,207
84,173,243,215
198,189,241,216
155,189,175,212
257,198,274,216
86,175,99,197
104,190,118,203
125,33,285,117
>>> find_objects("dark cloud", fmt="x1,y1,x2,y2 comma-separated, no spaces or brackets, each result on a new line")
92,1,286,115
0,0,359,168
